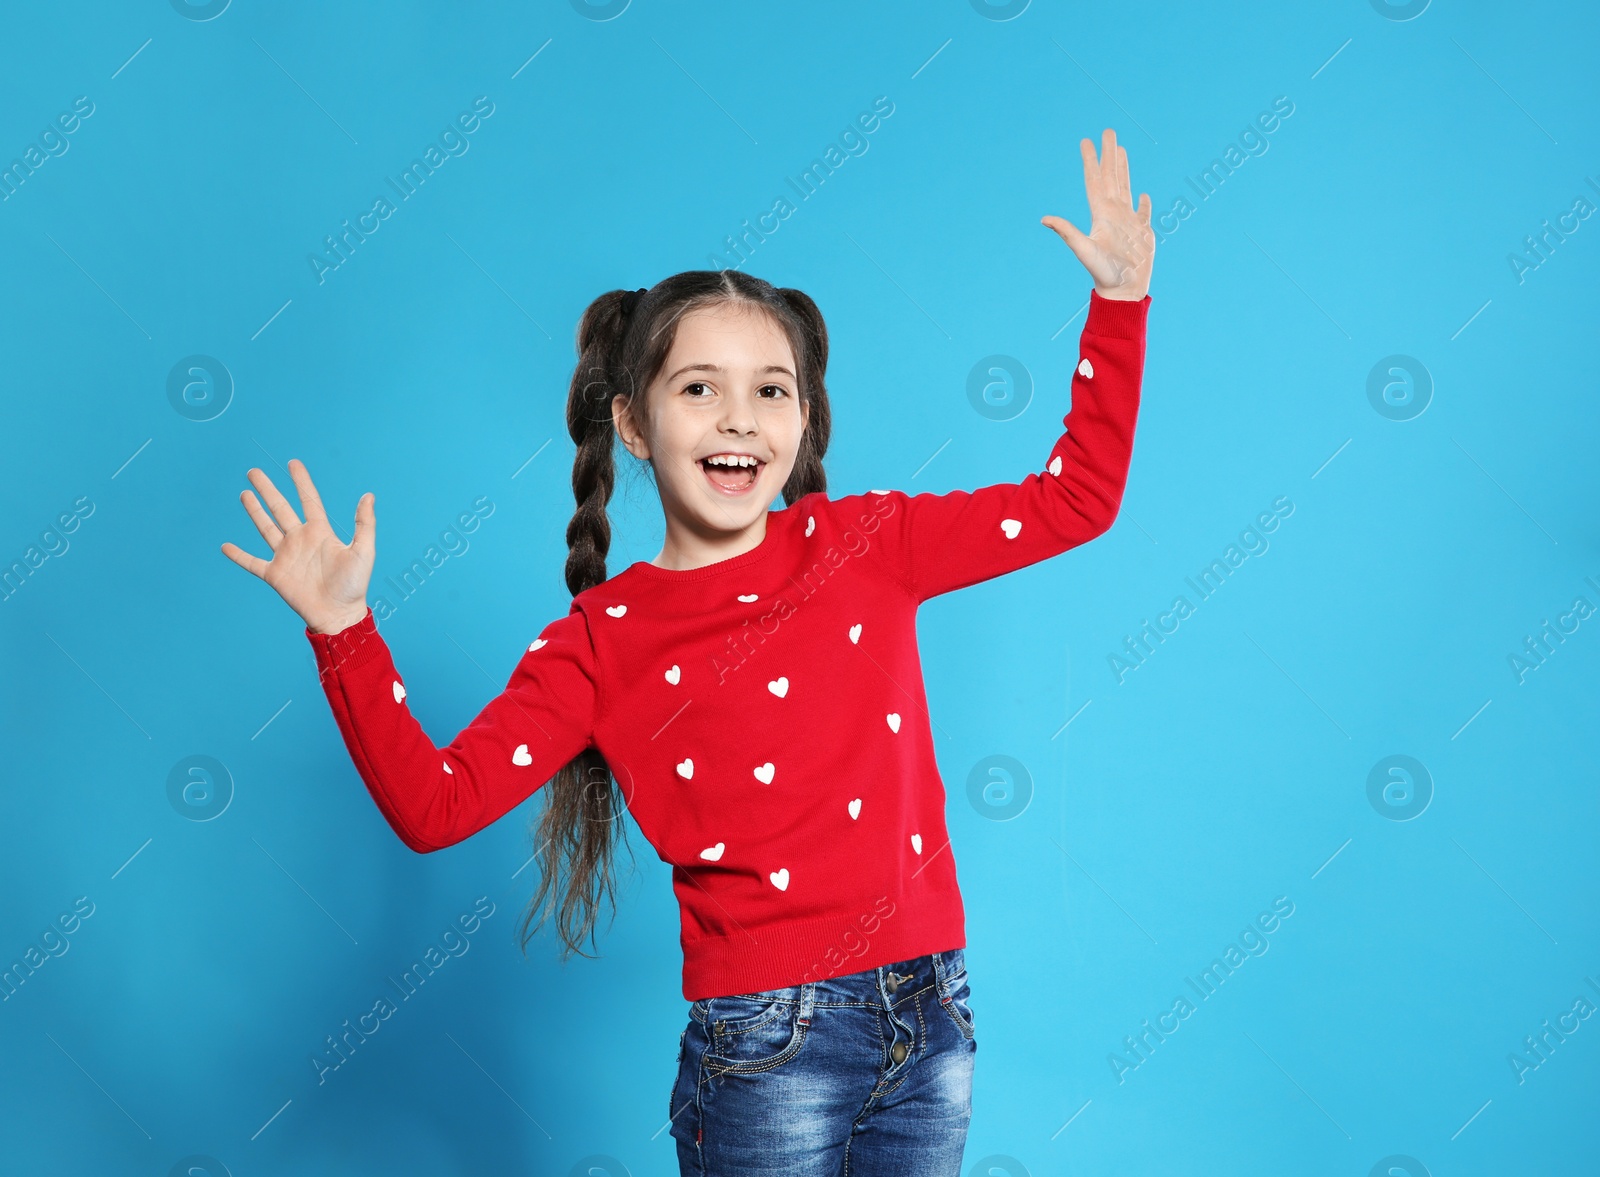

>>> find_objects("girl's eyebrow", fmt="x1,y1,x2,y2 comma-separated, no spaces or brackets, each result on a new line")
665,362,796,381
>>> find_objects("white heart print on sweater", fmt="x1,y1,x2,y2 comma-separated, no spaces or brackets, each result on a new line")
665,664,681,685
769,868,790,891
676,758,694,780
737,593,758,603
754,762,775,785
768,677,788,698
392,681,406,703
528,638,547,652
1048,455,1062,477
1001,519,1021,539
700,842,725,861
1078,357,1094,379
848,798,861,820
606,604,627,618
512,744,533,767
886,713,901,733
806,515,815,536
911,833,922,854
849,623,862,644
443,762,453,775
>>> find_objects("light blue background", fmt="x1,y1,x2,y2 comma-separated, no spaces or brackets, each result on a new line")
2,1,1595,1173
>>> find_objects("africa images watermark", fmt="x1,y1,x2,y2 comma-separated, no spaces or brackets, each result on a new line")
311,895,495,1085
308,96,496,285
1,896,96,1003
0,95,95,203
306,495,498,681
1506,972,1600,1086
0,495,95,605
707,492,899,687
1506,173,1598,286
1109,895,1296,1084
707,96,895,272
1149,96,1294,246
1505,574,1599,685
1107,496,1296,684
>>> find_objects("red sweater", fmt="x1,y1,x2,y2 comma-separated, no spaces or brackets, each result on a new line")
306,289,1150,1000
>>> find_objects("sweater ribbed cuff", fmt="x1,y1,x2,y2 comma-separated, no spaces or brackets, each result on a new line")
1085,288,1151,339
306,606,385,680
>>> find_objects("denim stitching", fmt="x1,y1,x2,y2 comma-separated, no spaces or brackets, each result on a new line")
703,1012,810,1077
875,990,914,1099
842,1011,886,1175
706,997,789,1035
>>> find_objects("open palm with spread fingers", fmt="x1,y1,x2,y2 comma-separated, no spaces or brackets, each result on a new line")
1042,127,1155,302
220,460,375,635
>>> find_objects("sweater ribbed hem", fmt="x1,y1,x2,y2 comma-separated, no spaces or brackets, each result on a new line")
678,888,966,1001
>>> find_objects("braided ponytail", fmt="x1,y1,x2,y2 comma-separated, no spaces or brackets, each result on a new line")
776,286,832,503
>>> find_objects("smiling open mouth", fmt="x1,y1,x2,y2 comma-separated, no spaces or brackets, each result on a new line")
699,455,764,494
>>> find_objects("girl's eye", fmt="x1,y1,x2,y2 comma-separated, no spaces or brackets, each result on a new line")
682,382,790,398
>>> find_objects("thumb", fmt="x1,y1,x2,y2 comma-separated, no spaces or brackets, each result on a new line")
1041,214,1093,261
352,492,376,553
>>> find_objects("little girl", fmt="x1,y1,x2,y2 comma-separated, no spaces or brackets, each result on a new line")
223,128,1153,1176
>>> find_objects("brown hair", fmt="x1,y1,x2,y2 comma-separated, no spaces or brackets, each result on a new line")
518,269,834,962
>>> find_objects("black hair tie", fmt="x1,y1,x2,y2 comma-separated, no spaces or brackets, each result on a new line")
620,286,647,319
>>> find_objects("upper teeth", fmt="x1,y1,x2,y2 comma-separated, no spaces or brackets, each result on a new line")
706,454,758,467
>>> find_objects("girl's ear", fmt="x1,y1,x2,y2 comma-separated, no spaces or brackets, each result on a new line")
612,394,650,460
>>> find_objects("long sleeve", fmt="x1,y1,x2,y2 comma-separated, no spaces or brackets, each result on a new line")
304,603,599,853
869,288,1149,603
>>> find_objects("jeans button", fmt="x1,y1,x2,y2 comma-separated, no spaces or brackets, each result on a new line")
890,1041,908,1064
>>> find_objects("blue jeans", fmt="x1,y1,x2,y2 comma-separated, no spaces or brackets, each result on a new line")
668,947,976,1176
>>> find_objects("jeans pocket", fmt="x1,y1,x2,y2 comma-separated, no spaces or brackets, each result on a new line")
702,993,808,1075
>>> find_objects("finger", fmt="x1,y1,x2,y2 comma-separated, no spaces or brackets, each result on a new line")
1118,145,1133,208
351,492,376,552
1080,136,1101,208
1138,192,1152,225
247,467,304,532
287,458,329,526
240,489,284,548
1041,214,1093,257
220,541,270,580
1105,133,1126,208
1100,128,1117,201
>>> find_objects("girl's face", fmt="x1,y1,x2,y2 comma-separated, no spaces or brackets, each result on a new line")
615,301,809,555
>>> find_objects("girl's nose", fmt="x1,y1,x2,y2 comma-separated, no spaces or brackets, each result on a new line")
716,393,759,434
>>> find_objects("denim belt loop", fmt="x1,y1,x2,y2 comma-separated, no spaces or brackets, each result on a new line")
797,980,817,1026
932,950,955,1007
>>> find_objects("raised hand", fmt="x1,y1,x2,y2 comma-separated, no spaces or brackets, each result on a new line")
1041,127,1155,302
220,459,375,635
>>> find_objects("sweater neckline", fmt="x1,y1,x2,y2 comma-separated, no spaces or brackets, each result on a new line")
624,506,790,583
